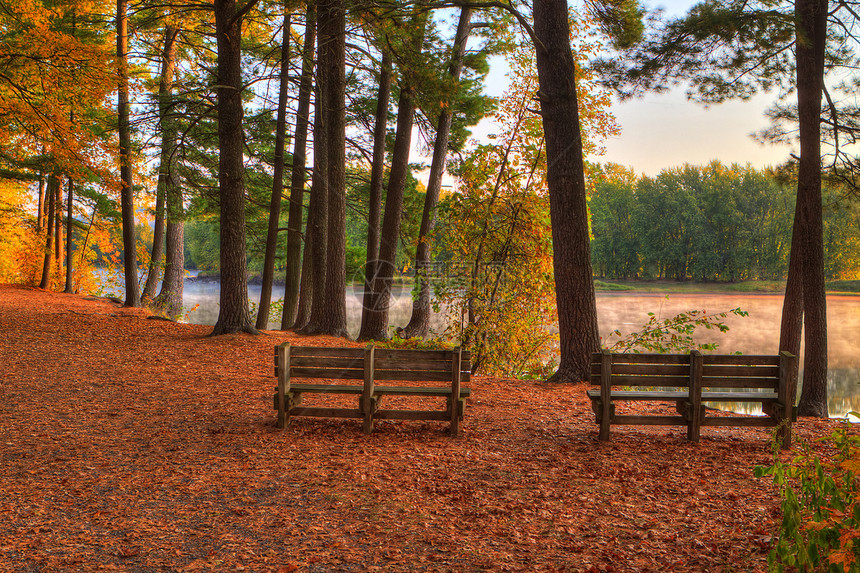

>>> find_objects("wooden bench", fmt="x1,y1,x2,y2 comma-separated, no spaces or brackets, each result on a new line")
587,349,798,449
273,343,471,436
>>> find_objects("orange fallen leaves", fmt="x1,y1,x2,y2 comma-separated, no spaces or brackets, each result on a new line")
0,285,843,572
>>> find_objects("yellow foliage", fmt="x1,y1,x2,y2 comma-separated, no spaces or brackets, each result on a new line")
0,179,40,283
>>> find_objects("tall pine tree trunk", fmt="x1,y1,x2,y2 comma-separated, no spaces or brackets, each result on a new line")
316,0,349,337
117,0,140,307
791,0,829,417
358,48,392,334
256,11,292,330
359,14,426,340
142,25,179,303
299,87,330,334
212,0,258,335
281,3,316,329
533,0,600,382
154,24,184,318
403,7,472,338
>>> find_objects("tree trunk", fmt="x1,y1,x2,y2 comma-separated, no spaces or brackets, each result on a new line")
54,179,62,269
299,84,329,334
117,0,140,307
402,7,472,338
316,0,349,337
533,0,600,382
256,11,292,330
211,0,258,335
359,15,426,340
154,24,184,318
39,175,57,290
793,0,829,417
142,25,179,303
281,3,316,329
358,48,392,334
292,225,314,329
63,177,74,293
36,173,45,233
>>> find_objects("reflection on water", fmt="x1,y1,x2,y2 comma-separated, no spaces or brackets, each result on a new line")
182,284,860,418
183,281,447,338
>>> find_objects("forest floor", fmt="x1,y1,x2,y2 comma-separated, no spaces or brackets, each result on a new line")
0,284,848,572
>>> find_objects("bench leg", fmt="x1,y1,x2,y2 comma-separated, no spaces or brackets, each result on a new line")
598,400,611,442
361,396,375,435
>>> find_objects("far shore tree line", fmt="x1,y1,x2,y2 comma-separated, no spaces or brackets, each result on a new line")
0,0,853,418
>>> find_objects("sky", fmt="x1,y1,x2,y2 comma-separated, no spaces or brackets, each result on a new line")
461,0,796,178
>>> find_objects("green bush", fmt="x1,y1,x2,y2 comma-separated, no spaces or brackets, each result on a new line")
755,418,860,572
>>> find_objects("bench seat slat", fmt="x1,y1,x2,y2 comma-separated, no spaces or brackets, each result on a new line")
290,383,364,394
587,389,778,402
375,385,471,397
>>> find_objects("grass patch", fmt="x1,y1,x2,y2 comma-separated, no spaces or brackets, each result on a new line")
826,280,860,293
593,280,635,291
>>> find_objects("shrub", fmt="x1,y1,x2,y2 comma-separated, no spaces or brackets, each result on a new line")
755,418,860,572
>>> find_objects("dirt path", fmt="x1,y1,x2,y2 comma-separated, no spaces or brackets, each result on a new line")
0,285,841,572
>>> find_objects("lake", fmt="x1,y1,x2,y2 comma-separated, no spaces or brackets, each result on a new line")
182,279,860,418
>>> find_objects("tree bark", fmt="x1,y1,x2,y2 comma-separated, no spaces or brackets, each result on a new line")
533,0,600,382
36,173,45,233
299,86,330,334
154,24,184,318
292,223,314,329
359,15,426,340
358,48,392,334
211,0,259,335
117,0,140,307
281,3,316,330
402,7,472,338
54,179,62,267
792,0,829,417
38,175,57,290
316,0,349,337
63,177,74,293
143,25,179,303
256,11,292,330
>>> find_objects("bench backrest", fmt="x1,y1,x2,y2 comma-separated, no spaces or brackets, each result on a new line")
590,350,789,391
275,344,472,383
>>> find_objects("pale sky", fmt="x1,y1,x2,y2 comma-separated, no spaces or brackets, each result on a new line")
460,0,796,178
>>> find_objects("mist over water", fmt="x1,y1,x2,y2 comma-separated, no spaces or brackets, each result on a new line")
181,280,860,418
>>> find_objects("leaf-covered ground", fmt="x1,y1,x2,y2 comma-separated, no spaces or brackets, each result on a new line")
0,285,844,572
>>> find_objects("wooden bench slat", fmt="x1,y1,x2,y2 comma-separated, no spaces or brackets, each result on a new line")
701,416,777,427
612,415,688,426
701,391,778,402
375,386,471,397
592,375,690,387
373,370,471,382
700,354,780,365
375,349,471,362
700,377,778,389
592,353,690,365
290,367,365,379
289,347,366,358
701,365,780,377
289,383,365,394
290,356,365,369
587,389,688,400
